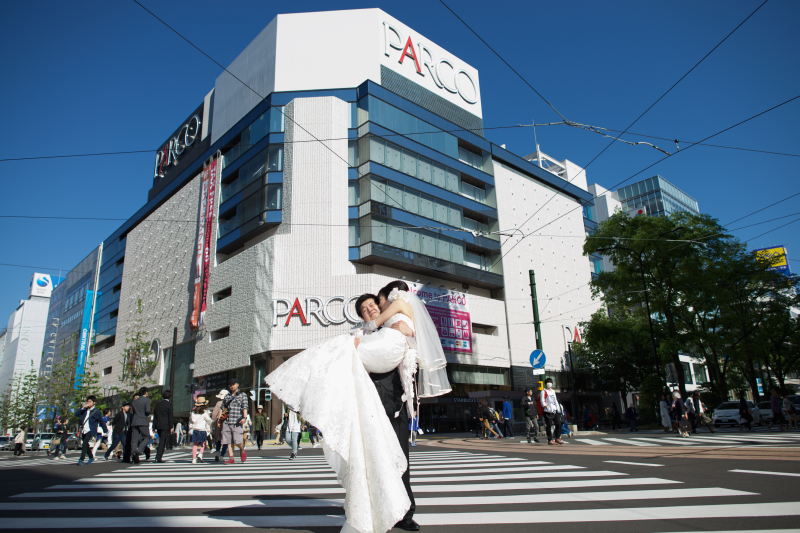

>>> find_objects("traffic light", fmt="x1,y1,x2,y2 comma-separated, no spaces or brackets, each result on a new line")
264,387,271,402
249,389,256,401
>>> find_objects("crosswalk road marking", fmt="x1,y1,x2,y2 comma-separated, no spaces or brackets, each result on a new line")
1,449,795,531
566,432,800,447
602,438,659,446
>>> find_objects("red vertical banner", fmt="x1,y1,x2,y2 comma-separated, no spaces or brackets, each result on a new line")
190,166,211,330
199,158,217,326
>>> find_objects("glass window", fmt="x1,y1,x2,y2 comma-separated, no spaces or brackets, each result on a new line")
348,220,360,247
371,178,386,203
386,142,402,171
437,239,451,261
417,157,432,183
269,106,285,132
432,163,446,189
693,364,706,385
348,140,359,167
405,228,420,253
451,241,465,265
386,182,404,210
388,223,404,248
449,205,462,228
370,137,385,166
681,362,693,385
446,169,460,193
348,181,359,206
403,189,419,214
266,184,282,210
434,199,449,224
421,232,436,257
419,194,435,219
372,219,387,244
402,151,417,177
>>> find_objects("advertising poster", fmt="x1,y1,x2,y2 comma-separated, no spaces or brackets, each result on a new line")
409,283,472,353
754,246,792,276
190,168,210,329
199,159,217,325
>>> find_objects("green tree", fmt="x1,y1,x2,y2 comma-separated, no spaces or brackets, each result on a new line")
117,300,161,404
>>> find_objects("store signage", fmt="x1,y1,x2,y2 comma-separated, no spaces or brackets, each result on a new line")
190,166,211,330
563,325,583,344
409,283,472,354
754,246,791,275
383,21,479,105
273,296,363,326
199,160,218,326
28,273,55,298
153,114,201,180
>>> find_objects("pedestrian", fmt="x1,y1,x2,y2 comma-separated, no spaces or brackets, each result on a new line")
211,389,229,461
243,412,252,448
489,406,504,437
131,387,152,463
767,389,788,432
540,378,564,445
520,389,540,443
190,396,213,464
279,412,289,444
76,395,108,465
672,391,690,437
105,402,130,461
738,392,753,432
286,408,302,459
611,403,622,431
253,405,268,450
582,404,593,431
220,378,248,464
408,417,418,447
478,400,500,439
500,411,513,439
502,396,514,438
52,417,69,459
783,396,798,430
692,392,716,433
91,408,111,458
625,403,639,432
13,424,27,456
659,394,672,432
154,389,174,462
175,420,184,447
685,394,698,434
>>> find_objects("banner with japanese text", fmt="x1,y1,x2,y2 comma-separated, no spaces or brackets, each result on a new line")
190,167,210,329
199,159,217,325
409,283,472,353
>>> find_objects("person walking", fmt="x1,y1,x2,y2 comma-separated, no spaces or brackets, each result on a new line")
175,420,184,447
52,417,68,459
685,394,698,434
784,395,798,430
91,408,111,458
767,389,788,432
76,395,108,465
520,389,540,443
286,408,302,459
13,425,27,456
154,390,174,462
488,406,504,437
279,412,289,444
220,378,248,464
105,402,130,461
738,393,753,432
211,389,229,461
502,397,514,438
692,393,716,433
582,405,593,431
190,397,213,464
130,387,152,463
671,391,690,437
659,394,672,432
611,403,622,431
500,411,513,439
253,406,268,450
477,400,500,439
540,378,563,445
625,404,639,432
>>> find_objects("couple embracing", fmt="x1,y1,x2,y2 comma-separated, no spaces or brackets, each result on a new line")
266,280,451,533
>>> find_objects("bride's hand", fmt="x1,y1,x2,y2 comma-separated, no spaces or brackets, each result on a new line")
390,322,414,337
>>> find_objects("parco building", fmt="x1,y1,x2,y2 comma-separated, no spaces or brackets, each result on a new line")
56,9,602,432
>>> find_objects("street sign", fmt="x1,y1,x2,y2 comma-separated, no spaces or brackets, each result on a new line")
757,378,763,395
532,369,545,375
530,350,546,369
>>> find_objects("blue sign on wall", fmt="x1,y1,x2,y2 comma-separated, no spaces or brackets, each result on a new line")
530,350,546,369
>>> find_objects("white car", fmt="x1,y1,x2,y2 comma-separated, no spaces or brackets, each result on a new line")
712,401,762,427
31,433,54,451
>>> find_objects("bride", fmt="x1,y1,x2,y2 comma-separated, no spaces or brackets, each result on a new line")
265,280,450,533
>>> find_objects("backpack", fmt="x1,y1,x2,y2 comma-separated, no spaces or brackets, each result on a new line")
537,391,548,416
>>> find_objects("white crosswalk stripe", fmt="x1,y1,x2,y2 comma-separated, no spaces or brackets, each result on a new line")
1,449,797,531
565,432,800,447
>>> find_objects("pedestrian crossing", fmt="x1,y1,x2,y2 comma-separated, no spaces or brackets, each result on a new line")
561,432,800,447
1,449,799,531
0,450,187,469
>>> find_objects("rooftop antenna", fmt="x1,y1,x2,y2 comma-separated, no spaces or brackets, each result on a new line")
532,115,543,168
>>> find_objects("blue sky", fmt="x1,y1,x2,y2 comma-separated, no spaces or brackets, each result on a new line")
1,0,798,317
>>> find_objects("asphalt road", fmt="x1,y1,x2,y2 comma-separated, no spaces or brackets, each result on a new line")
1,438,799,532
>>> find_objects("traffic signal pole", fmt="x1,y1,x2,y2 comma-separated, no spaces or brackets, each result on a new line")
529,270,543,351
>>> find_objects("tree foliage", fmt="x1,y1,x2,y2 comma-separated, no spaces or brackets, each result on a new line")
116,300,161,404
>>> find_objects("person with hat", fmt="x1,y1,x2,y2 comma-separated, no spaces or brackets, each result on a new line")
211,389,229,461
253,405,269,450
540,378,564,445
104,402,131,461
189,396,213,464
221,378,248,464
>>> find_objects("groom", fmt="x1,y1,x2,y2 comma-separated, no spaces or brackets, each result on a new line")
355,294,420,532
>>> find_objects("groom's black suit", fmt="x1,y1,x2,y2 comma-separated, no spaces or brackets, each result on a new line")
369,367,415,521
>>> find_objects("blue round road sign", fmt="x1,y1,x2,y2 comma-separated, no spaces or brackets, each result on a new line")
530,350,546,369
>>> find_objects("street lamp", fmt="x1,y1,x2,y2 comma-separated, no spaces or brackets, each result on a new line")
597,245,661,382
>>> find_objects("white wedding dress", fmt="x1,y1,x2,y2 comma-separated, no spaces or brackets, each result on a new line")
265,313,417,533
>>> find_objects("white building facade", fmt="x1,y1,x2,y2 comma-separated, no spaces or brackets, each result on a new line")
65,9,602,432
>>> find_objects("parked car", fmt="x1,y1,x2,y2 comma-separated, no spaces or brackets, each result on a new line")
66,434,80,450
31,433,54,452
712,401,763,427
758,401,774,424
0,436,10,450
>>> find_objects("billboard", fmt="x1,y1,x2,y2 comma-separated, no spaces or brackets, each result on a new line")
28,273,55,298
754,246,791,275
409,283,472,354
75,290,101,389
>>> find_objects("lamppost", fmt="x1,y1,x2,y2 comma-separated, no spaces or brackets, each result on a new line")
597,245,661,382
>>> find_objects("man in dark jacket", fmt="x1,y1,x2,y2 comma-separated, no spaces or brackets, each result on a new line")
75,395,108,465
520,389,540,443
154,390,174,463
130,387,152,463
104,402,130,461
253,406,268,450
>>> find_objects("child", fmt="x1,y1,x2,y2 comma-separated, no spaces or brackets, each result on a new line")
189,397,213,464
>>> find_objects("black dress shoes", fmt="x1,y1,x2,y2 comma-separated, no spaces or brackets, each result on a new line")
144,448,151,461
156,459,166,463
132,453,140,464
395,519,420,531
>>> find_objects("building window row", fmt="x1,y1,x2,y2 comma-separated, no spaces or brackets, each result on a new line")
221,144,283,203
63,281,91,312
220,106,285,171
218,184,283,238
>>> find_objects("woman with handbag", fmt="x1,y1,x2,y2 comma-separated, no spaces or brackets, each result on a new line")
738,393,753,431
51,417,68,459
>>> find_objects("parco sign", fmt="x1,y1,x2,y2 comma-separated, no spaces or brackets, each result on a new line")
273,296,363,327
